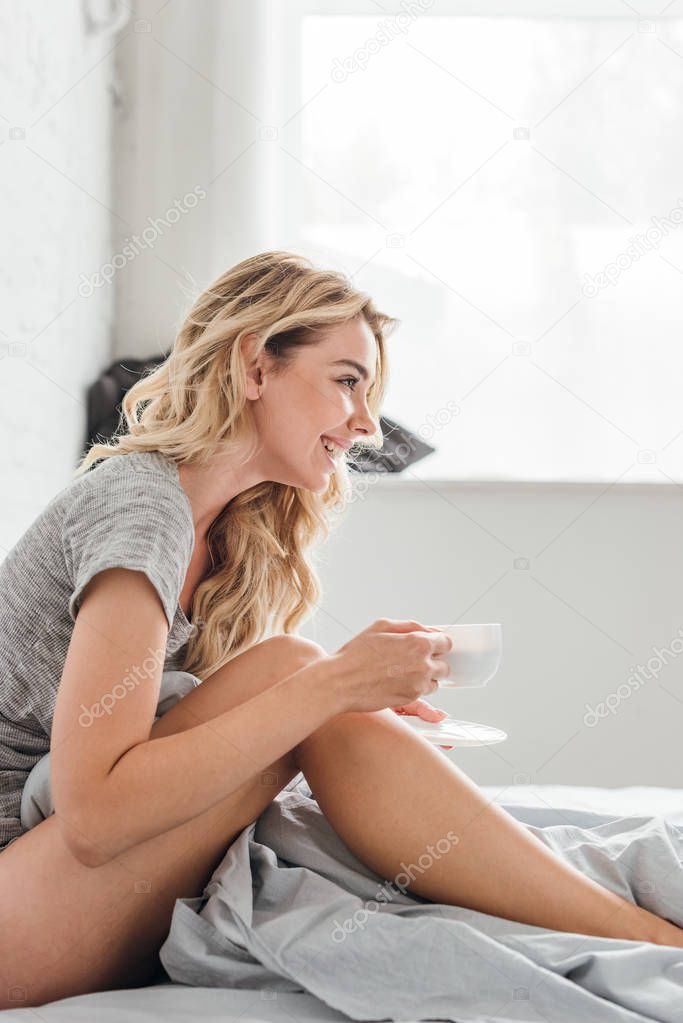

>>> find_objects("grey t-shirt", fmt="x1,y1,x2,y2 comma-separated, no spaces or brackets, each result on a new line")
0,450,197,850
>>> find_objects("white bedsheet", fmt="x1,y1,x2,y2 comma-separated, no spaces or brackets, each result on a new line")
482,782,683,824
4,783,682,1023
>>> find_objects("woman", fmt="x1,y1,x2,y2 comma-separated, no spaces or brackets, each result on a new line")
0,250,681,1008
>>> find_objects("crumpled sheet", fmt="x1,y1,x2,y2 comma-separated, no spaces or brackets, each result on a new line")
159,784,683,1023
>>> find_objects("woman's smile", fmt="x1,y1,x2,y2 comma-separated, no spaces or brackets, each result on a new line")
319,437,337,470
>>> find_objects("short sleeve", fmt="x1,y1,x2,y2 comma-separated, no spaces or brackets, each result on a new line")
61,465,195,631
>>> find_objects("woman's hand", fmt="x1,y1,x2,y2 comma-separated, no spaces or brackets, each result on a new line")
392,700,455,750
330,618,453,726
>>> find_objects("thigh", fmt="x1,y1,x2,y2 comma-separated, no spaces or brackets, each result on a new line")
0,635,327,1009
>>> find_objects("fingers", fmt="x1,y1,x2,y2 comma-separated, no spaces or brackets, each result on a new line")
427,629,453,654
411,627,454,657
372,619,453,654
373,618,433,634
414,623,453,654
415,696,444,718
426,657,450,685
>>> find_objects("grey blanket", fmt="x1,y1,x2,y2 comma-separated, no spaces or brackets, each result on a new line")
159,785,683,1022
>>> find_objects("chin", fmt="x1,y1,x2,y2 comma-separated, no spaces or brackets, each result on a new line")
309,466,336,493
308,474,333,494
277,465,332,493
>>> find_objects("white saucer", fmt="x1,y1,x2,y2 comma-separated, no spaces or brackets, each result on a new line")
403,716,508,747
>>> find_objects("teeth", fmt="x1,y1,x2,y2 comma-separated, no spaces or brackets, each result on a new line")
322,436,340,457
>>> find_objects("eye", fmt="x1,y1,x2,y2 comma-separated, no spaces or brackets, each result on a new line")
338,376,360,392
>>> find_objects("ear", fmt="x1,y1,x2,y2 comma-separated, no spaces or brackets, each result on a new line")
240,332,265,400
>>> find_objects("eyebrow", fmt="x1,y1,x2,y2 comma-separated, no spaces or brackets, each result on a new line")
330,359,375,386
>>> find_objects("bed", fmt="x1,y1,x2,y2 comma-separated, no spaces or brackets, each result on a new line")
4,781,683,1023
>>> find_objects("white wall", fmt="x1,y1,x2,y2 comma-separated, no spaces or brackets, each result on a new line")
0,0,117,549
3,5,678,788
299,477,683,788
111,0,286,360
109,1,683,788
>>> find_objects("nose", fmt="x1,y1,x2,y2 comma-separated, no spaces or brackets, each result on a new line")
350,401,380,440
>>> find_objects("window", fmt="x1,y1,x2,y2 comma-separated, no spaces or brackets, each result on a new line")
276,3,683,482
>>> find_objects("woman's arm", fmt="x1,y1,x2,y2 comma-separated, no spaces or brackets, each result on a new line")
91,661,340,865
51,567,345,867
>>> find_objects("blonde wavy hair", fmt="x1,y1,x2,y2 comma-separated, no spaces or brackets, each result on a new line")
74,250,399,679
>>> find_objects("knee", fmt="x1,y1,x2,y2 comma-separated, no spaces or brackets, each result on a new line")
264,634,328,668
296,707,396,760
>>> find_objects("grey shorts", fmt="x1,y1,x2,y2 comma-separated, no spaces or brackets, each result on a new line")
20,670,305,833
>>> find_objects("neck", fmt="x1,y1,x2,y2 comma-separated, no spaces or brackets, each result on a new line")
177,452,266,535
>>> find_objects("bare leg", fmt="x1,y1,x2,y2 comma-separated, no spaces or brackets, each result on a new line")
295,708,683,948
0,635,325,1009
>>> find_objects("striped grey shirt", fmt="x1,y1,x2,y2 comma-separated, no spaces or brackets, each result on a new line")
0,450,196,850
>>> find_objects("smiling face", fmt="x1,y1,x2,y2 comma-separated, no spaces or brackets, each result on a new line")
243,316,381,492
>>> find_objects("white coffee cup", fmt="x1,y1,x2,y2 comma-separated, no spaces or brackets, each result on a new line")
430,623,502,688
